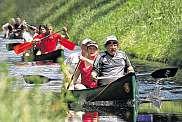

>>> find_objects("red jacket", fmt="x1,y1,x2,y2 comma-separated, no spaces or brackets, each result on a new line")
79,60,97,88
34,33,63,54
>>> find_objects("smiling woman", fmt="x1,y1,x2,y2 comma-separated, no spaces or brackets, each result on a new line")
72,40,99,89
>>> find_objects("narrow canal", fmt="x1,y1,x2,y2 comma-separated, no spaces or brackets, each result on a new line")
0,36,182,122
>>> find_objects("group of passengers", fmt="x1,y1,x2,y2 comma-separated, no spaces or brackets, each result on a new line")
2,17,37,42
2,18,69,62
32,25,69,62
2,17,27,39
2,17,134,90
65,35,135,90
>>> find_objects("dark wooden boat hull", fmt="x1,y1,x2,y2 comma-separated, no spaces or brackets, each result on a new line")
23,72,138,103
71,73,138,102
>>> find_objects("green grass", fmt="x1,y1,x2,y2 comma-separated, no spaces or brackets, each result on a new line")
0,0,182,66
0,62,75,121
139,101,182,114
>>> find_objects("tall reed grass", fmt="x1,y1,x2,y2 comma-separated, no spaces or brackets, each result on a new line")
0,61,75,121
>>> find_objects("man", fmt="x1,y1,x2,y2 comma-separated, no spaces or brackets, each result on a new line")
2,17,27,39
91,35,134,86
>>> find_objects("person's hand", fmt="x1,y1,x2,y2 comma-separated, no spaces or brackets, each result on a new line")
91,71,98,81
36,50,41,55
89,82,97,88
22,20,27,25
79,55,87,61
79,55,84,61
128,66,135,73
33,38,40,43
62,27,68,32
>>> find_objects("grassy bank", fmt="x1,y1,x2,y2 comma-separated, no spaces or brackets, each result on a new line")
0,0,182,66
139,101,182,114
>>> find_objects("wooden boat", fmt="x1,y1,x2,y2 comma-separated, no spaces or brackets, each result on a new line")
24,72,138,104
23,67,178,104
71,73,137,103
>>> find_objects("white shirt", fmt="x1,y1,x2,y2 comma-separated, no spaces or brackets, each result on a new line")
64,52,81,74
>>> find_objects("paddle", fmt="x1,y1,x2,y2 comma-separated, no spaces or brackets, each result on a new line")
66,59,81,90
139,67,178,107
22,67,178,85
14,31,76,54
97,67,178,80
23,75,61,84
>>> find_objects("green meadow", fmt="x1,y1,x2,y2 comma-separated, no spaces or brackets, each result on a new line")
0,0,182,67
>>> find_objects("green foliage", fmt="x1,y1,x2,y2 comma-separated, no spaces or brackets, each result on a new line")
0,0,17,27
170,29,182,67
0,0,182,65
139,101,182,113
0,62,75,121
24,75,49,84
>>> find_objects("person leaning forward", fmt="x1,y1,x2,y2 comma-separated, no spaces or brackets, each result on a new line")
91,35,134,86
73,40,99,89
33,25,64,63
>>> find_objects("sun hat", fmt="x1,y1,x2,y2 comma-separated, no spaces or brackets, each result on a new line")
81,38,92,45
104,35,118,45
86,41,98,49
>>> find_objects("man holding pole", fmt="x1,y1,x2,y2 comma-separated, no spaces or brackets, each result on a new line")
91,35,134,86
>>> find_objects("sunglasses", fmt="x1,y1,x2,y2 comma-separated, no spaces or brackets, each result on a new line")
106,40,118,45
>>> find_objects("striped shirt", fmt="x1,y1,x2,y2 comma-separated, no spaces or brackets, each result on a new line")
92,51,132,85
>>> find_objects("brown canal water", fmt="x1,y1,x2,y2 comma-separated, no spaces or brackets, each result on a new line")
0,36,182,122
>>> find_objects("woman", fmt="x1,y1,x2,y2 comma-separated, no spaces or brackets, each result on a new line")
33,25,64,62
73,40,99,89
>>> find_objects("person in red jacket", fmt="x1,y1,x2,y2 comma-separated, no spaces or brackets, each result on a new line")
72,40,99,89
33,25,65,63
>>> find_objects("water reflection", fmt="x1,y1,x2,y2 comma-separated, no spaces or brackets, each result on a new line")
66,106,137,122
65,107,182,122
66,100,182,122
137,113,182,122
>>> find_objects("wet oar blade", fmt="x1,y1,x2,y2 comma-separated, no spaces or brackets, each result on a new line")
97,68,178,79
14,38,75,55
151,67,178,78
14,42,33,54
60,38,76,50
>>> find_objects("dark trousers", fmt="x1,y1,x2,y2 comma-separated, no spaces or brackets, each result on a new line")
34,49,64,63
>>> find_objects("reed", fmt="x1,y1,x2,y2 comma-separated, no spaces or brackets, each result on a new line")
0,62,75,121
139,101,182,114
